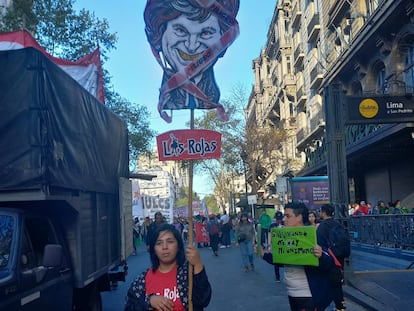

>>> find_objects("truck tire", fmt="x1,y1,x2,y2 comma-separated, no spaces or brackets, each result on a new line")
73,284,102,311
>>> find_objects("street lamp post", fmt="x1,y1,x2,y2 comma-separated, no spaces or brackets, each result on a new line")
240,150,249,212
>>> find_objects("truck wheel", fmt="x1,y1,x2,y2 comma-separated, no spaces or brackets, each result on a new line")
73,285,102,311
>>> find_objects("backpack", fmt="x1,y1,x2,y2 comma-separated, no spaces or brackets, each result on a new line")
322,220,351,259
209,221,219,235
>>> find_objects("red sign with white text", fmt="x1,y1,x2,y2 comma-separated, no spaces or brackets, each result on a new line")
156,129,222,161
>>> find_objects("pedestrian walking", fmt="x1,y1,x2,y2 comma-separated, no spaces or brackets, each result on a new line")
146,212,166,252
220,210,231,248
268,212,284,282
259,208,272,247
124,223,212,311
133,217,141,255
235,212,256,272
207,214,220,256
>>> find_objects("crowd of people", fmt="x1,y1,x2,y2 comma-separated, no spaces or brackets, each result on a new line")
127,201,353,311
349,199,412,216
126,196,414,311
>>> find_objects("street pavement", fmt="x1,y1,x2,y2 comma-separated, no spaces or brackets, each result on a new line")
103,242,370,311
343,246,414,311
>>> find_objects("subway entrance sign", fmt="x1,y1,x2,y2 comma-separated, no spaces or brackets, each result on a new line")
346,95,414,124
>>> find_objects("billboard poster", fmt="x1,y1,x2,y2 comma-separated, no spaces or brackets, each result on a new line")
174,200,209,217
291,176,329,210
271,226,318,266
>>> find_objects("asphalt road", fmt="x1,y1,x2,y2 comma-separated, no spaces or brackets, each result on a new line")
103,242,367,311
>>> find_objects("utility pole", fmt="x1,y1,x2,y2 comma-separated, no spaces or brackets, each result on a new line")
324,84,349,219
324,84,353,282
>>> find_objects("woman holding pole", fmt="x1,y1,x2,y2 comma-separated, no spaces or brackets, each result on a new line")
124,223,211,311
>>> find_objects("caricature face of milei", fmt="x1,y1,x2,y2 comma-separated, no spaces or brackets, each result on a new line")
161,14,221,73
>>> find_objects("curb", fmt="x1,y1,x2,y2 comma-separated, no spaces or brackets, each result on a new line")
343,281,393,311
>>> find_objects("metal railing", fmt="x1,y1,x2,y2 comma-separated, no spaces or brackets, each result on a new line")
349,214,414,250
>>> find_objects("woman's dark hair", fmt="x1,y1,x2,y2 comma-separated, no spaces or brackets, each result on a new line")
148,223,186,271
308,210,319,225
239,212,249,223
308,210,318,218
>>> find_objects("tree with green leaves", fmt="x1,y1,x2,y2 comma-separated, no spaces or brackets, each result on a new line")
175,186,200,207
243,123,286,194
193,83,287,209
203,194,219,214
192,84,247,211
0,0,155,169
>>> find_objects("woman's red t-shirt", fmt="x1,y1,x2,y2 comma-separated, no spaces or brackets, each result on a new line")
145,265,185,311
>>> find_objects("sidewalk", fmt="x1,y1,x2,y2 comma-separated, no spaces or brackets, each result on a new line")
343,246,414,310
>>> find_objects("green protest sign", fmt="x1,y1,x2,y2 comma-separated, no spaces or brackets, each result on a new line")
271,226,318,266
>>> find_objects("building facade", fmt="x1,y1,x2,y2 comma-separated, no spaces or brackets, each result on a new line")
135,168,175,223
138,146,189,200
247,0,414,208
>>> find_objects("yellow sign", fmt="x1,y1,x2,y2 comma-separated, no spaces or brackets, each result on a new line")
359,98,379,118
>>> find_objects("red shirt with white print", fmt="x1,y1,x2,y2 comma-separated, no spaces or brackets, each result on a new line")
145,265,185,311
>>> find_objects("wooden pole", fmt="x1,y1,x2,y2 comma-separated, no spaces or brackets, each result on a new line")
188,108,195,311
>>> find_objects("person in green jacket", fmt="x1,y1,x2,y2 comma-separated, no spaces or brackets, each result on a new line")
258,208,272,247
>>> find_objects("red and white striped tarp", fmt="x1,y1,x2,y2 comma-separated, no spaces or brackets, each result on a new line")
0,29,105,103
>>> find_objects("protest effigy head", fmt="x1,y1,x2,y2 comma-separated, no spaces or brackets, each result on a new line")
144,0,240,53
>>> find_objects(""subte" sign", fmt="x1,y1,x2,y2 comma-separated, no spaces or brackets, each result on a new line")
346,95,414,124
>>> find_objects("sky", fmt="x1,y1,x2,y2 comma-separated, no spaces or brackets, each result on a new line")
74,0,277,197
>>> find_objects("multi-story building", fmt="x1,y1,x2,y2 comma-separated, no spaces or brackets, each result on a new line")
135,147,190,222
138,146,188,199
246,0,303,198
135,168,175,223
247,0,414,207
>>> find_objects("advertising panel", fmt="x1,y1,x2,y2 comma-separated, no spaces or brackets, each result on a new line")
291,176,329,210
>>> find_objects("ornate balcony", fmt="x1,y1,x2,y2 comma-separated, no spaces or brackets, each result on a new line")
296,85,307,109
309,63,324,89
294,44,305,68
291,2,302,29
307,13,321,43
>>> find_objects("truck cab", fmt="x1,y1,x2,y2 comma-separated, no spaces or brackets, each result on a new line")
0,209,73,310
0,47,132,311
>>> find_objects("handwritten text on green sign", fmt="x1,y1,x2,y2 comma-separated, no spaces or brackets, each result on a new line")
271,226,318,266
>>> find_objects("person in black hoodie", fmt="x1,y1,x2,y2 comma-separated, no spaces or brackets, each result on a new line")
317,204,348,311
